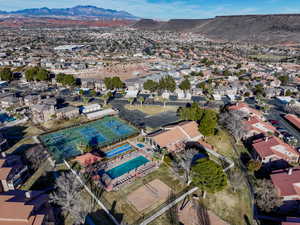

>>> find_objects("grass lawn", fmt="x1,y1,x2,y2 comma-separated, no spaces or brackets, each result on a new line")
206,129,236,159
89,164,185,225
41,116,89,131
203,186,252,225
203,129,253,225
124,104,178,116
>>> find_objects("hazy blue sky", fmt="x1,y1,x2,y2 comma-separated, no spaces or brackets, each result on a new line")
0,0,299,19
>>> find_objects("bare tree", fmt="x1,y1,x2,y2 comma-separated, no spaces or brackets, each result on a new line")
255,179,283,213
50,172,89,224
178,148,198,185
25,144,47,170
220,111,247,143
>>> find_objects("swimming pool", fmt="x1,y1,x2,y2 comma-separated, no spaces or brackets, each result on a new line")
0,113,15,123
136,143,145,148
105,144,133,158
106,156,149,179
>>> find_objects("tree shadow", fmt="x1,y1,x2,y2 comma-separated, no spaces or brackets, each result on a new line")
88,200,125,225
13,143,36,155
2,125,27,146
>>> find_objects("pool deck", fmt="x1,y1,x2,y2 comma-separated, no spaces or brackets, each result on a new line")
100,148,157,191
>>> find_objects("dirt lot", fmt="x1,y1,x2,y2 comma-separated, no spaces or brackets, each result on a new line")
52,61,151,81
124,104,178,116
127,179,172,212
179,200,229,225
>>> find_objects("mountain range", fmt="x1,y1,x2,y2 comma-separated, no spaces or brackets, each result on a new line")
133,15,300,45
0,5,139,20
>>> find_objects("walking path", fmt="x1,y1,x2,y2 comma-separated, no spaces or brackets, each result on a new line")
139,187,199,225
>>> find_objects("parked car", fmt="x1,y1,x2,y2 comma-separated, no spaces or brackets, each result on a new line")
277,128,288,133
269,119,279,125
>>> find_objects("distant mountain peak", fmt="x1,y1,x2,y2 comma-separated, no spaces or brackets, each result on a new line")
0,5,139,20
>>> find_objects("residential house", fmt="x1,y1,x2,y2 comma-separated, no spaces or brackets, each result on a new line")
252,136,300,164
175,89,192,100
243,116,277,138
23,95,41,107
228,102,265,120
284,114,300,131
0,154,28,192
56,106,79,120
271,167,300,201
31,104,56,123
0,96,20,108
0,190,51,225
146,121,203,152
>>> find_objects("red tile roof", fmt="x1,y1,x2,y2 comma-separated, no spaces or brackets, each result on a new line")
73,153,103,167
244,116,277,135
271,167,300,199
149,121,202,151
0,190,47,225
285,114,300,130
228,102,262,117
252,136,299,162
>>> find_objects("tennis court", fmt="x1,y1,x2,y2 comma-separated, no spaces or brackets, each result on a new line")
40,116,139,163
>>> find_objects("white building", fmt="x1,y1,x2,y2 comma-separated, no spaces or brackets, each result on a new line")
82,104,101,114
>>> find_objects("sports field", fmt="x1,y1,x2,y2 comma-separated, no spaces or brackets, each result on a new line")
40,116,139,163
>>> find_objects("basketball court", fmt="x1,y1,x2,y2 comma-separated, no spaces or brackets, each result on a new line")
127,179,172,212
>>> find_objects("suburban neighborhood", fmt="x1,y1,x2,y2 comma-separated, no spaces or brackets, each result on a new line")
1,3,300,225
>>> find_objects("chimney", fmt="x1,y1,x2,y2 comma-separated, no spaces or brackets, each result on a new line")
1,152,6,158
265,136,269,142
25,191,32,199
288,168,293,176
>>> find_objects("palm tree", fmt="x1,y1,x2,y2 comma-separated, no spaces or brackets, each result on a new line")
128,97,134,106
138,96,145,107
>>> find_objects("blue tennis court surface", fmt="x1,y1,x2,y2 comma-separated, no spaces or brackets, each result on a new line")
106,156,149,179
40,116,139,163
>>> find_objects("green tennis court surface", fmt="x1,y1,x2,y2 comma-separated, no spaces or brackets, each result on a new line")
40,116,139,163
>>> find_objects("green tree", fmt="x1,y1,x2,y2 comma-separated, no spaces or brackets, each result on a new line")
159,75,176,93
104,77,124,90
35,68,50,81
285,89,292,96
192,158,227,193
278,75,289,85
247,160,262,173
90,90,97,97
197,82,206,89
56,73,76,86
138,96,144,107
198,109,218,136
0,67,13,81
111,76,124,89
223,70,231,76
178,103,205,121
179,78,191,92
25,67,39,81
236,63,242,69
104,77,113,90
143,80,158,92
128,97,134,106
79,89,84,95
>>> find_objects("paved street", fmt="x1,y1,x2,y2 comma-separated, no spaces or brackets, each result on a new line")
267,108,300,148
